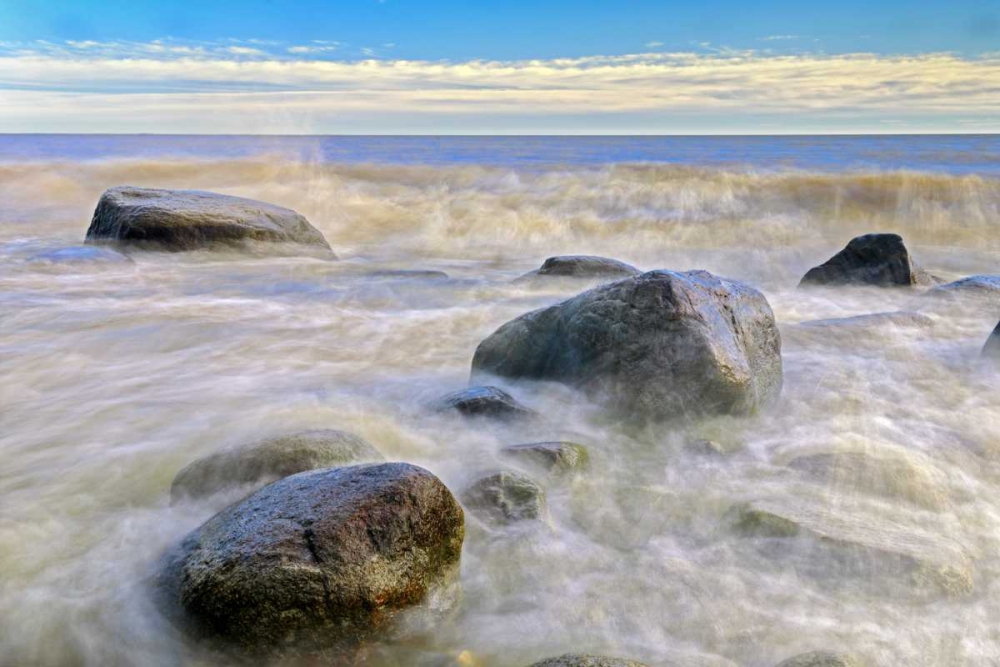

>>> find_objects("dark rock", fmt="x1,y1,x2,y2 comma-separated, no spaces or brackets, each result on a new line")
461,470,546,524
526,654,650,667
984,321,1000,358
517,255,641,282
170,429,385,502
775,651,862,667
472,270,783,421
161,462,464,655
730,499,973,596
501,442,589,474
436,386,537,421
85,186,332,253
799,234,936,287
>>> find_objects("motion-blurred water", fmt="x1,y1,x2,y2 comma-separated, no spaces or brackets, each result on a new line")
2,135,1000,666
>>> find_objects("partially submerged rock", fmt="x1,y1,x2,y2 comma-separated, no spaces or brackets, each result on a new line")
787,450,946,510
170,429,385,502
500,441,589,474
85,186,332,253
526,654,650,667
461,470,546,524
799,234,936,287
516,255,641,282
161,462,464,655
472,270,783,421
775,651,862,667
28,245,134,265
731,499,973,596
367,269,450,281
926,275,1000,301
436,386,537,421
984,321,1000,358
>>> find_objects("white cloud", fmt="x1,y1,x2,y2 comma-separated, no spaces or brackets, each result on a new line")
760,35,800,41
0,43,996,132
646,41,664,48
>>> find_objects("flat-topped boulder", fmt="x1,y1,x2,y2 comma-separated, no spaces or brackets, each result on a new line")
170,429,385,503
435,386,537,421
473,270,783,421
516,255,641,282
799,234,935,287
85,186,332,253
731,498,973,596
501,441,589,475
526,654,650,667
161,462,464,655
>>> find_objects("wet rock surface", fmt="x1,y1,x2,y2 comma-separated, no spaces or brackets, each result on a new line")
473,269,783,421
984,321,1000,358
461,470,546,524
500,441,590,474
799,234,936,287
517,255,641,282
775,650,862,667
85,186,332,253
526,654,650,667
436,386,537,421
170,429,385,502
161,462,464,655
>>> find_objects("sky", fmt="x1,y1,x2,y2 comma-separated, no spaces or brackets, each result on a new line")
0,0,997,134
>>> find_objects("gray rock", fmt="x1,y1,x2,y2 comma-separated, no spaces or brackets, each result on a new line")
29,245,134,265
517,255,641,282
367,269,450,281
799,234,936,287
161,462,464,655
526,654,650,667
684,439,733,457
85,186,332,253
775,650,862,667
984,321,1000,358
731,499,973,596
436,386,537,421
501,441,589,474
170,429,385,502
472,270,783,421
795,311,934,331
461,470,546,524
926,275,1000,301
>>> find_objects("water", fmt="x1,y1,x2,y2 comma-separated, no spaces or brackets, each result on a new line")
1,135,1000,667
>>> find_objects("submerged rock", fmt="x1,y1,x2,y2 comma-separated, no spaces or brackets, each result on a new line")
787,450,946,510
472,270,782,421
799,234,936,287
170,429,385,502
775,651,862,667
461,470,546,524
984,321,1000,358
516,255,641,282
367,269,450,281
436,386,537,421
161,462,464,655
926,274,1000,301
85,186,332,253
500,441,589,474
684,439,736,457
731,499,973,596
28,245,134,265
526,654,650,667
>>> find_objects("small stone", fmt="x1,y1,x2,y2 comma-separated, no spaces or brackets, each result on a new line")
461,470,546,524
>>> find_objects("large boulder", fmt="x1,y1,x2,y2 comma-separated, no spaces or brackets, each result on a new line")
161,462,464,655
472,270,782,420
85,186,332,253
435,386,537,421
775,651,862,667
516,255,641,282
984,321,1000,358
799,234,935,287
170,429,385,502
526,655,650,667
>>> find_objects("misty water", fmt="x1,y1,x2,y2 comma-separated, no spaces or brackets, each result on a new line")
2,136,1000,666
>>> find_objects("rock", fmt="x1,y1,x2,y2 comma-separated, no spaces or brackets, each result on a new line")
795,311,934,331
924,276,1000,318
461,471,546,524
436,386,537,421
787,450,946,510
731,499,973,596
500,442,589,474
517,255,641,282
85,186,332,253
170,429,385,502
526,654,650,667
161,462,464,655
367,269,450,281
799,234,936,287
472,270,783,421
28,245,134,265
984,321,1000,358
775,651,862,667
684,439,732,457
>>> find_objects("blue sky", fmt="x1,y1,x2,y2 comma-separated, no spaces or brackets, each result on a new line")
0,1,997,133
